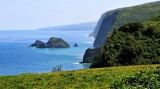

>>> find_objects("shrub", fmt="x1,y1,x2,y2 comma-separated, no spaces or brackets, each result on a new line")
111,65,160,88
118,21,144,33
147,24,158,33
52,65,62,72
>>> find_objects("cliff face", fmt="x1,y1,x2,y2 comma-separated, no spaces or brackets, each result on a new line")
90,11,110,38
82,47,100,63
94,11,119,47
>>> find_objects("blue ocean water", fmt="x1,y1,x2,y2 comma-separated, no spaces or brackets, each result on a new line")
0,30,94,75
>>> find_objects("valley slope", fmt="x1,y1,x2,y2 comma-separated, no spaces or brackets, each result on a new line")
93,1,160,47
0,65,158,88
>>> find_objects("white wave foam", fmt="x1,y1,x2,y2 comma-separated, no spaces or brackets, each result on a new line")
72,62,80,64
90,37,95,39
84,34,89,37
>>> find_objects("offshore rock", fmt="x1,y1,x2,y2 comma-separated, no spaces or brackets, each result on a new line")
46,37,70,48
31,37,70,48
74,43,78,47
31,40,47,48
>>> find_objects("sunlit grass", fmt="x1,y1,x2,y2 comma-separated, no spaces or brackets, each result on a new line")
0,64,158,89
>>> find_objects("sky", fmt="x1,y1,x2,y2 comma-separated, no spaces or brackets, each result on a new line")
0,0,159,30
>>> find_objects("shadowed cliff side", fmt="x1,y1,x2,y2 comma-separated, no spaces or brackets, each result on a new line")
94,11,119,47
90,11,110,38
81,47,100,63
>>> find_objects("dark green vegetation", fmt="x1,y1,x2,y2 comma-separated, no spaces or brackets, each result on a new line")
106,1,160,35
91,14,160,68
94,1,160,47
112,66,160,88
31,37,70,48
0,65,158,89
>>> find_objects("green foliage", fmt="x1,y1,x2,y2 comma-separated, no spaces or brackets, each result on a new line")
118,21,144,33
112,65,160,88
105,1,160,36
144,14,160,38
91,15,160,68
150,14,160,21
0,65,158,89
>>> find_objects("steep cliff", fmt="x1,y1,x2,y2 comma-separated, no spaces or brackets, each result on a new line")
94,11,119,47
90,11,110,38
81,47,100,63
93,1,160,47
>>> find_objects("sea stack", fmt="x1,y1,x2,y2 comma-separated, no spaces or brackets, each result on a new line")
30,37,70,48
30,40,47,48
74,43,78,47
46,37,70,48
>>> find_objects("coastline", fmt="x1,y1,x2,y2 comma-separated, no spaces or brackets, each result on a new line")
79,62,91,64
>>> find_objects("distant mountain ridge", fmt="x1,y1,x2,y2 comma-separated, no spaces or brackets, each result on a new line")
38,22,97,31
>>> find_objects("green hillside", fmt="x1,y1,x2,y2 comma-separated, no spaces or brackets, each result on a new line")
0,65,158,89
94,1,160,47
91,14,160,68
107,1,160,35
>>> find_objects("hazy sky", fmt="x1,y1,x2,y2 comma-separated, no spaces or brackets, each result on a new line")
0,0,159,30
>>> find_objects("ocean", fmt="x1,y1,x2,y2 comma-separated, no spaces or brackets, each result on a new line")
0,30,94,75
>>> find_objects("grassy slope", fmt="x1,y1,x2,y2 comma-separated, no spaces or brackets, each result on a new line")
0,65,158,89
112,65,160,88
